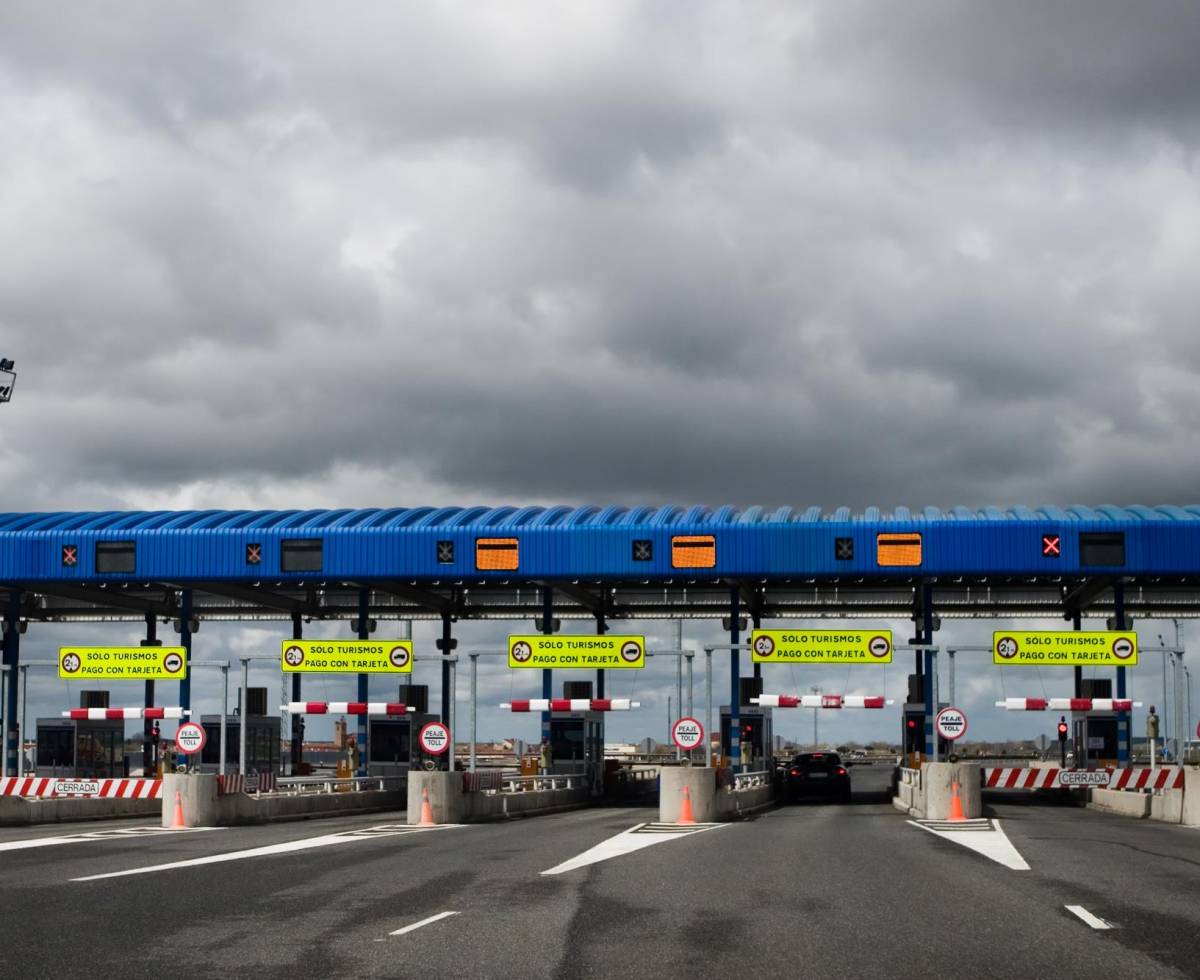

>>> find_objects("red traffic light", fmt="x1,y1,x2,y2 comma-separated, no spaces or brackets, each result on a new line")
1057,723,1068,736
906,718,917,729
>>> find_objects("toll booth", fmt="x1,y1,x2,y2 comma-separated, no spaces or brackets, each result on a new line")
35,690,126,778
1072,679,1118,767
719,677,773,770
548,682,604,787
369,685,437,775
199,688,281,773
902,702,952,765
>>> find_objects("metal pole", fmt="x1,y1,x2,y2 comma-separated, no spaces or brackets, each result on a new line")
142,612,157,777
19,663,28,778
667,696,672,749
220,665,228,779
239,657,248,776
948,649,956,705
729,587,741,772
686,652,694,717
291,612,303,775
705,648,713,768
0,665,6,779
931,651,940,763
469,653,478,773
675,620,683,761
541,587,553,746
356,589,370,776
447,658,456,773
1114,584,1129,768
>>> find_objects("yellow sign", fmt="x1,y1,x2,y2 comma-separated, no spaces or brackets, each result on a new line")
508,635,645,669
58,646,187,680
280,640,414,673
750,629,893,664
993,631,1137,666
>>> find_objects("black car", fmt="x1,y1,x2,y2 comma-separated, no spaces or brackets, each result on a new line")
782,752,851,803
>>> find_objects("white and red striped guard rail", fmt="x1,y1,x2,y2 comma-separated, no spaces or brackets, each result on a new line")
280,702,415,715
752,695,893,709
501,699,640,712
994,698,1141,711
0,777,162,799
983,767,1184,791
60,706,190,720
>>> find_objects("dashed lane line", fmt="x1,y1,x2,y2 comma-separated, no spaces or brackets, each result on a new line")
389,911,461,937
1066,905,1114,930
71,823,464,882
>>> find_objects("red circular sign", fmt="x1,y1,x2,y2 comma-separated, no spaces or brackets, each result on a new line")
935,707,968,741
175,722,207,755
419,721,451,755
671,716,705,751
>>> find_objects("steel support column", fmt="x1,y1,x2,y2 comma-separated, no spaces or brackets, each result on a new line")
441,611,453,723
541,587,553,745
142,613,158,775
179,590,193,714
595,610,607,699
921,585,935,760
1114,584,1129,767
357,588,370,775
3,590,21,776
729,587,741,772
290,612,303,774
751,610,762,681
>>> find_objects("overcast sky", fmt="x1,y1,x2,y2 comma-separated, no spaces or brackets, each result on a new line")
2,2,1198,753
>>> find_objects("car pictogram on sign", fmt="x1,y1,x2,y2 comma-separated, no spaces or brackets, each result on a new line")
511,641,533,663
1111,637,1134,660
620,641,642,663
163,653,184,674
389,645,411,669
868,635,890,658
996,636,1019,659
61,652,81,674
753,635,775,657
283,645,305,667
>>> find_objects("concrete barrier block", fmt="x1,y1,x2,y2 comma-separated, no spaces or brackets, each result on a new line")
659,767,717,823
1182,768,1200,827
0,795,160,826
1149,790,1183,824
408,771,463,825
1089,788,1150,819
162,773,220,828
923,763,982,820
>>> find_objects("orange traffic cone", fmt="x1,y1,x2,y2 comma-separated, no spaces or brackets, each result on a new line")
170,789,186,829
417,787,437,827
948,780,966,822
677,784,696,825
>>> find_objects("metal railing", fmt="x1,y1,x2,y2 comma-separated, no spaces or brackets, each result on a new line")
270,774,407,796
733,769,771,791
499,773,586,794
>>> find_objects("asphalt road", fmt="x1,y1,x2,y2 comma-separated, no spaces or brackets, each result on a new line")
1,772,1197,979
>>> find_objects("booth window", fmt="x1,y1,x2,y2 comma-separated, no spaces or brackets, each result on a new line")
1080,532,1125,567
281,538,323,572
95,540,136,574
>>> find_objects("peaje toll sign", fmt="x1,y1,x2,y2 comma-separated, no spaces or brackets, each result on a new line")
935,707,967,741
671,717,705,751
280,640,413,673
59,646,187,680
993,631,1138,667
175,722,206,755
750,630,892,664
419,722,450,755
507,635,645,669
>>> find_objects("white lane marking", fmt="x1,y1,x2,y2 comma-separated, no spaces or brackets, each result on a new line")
71,823,462,881
907,818,1031,871
541,822,723,876
0,826,220,853
389,911,460,936
1066,905,1113,930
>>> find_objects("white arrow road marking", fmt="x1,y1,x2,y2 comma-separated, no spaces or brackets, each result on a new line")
71,824,462,881
907,818,1030,871
0,826,220,853
389,911,460,937
1066,905,1113,930
541,822,723,876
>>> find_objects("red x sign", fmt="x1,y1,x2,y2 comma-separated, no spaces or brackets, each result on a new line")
245,543,262,564
61,545,78,567
1042,534,1061,557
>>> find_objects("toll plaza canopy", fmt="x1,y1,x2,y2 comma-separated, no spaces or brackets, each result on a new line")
0,503,1199,623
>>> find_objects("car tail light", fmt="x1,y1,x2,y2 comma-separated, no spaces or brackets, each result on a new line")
789,768,800,777
837,767,847,776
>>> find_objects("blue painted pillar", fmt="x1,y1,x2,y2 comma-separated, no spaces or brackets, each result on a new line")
178,590,193,714
357,589,370,775
730,587,741,772
751,609,762,680
594,610,607,699
291,612,303,775
3,590,21,775
441,612,453,724
1114,584,1129,767
921,585,935,759
142,613,158,775
541,587,553,744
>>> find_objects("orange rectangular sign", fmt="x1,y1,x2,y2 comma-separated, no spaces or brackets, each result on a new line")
877,533,922,567
476,537,519,571
672,535,716,569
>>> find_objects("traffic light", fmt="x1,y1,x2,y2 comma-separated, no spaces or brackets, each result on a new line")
1057,717,1068,741
903,710,923,754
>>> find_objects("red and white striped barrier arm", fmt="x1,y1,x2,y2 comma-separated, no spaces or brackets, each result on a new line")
280,702,415,715
983,767,1066,789
753,694,893,709
993,698,1140,711
501,699,640,712
0,777,162,798
1109,768,1185,791
60,707,190,720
